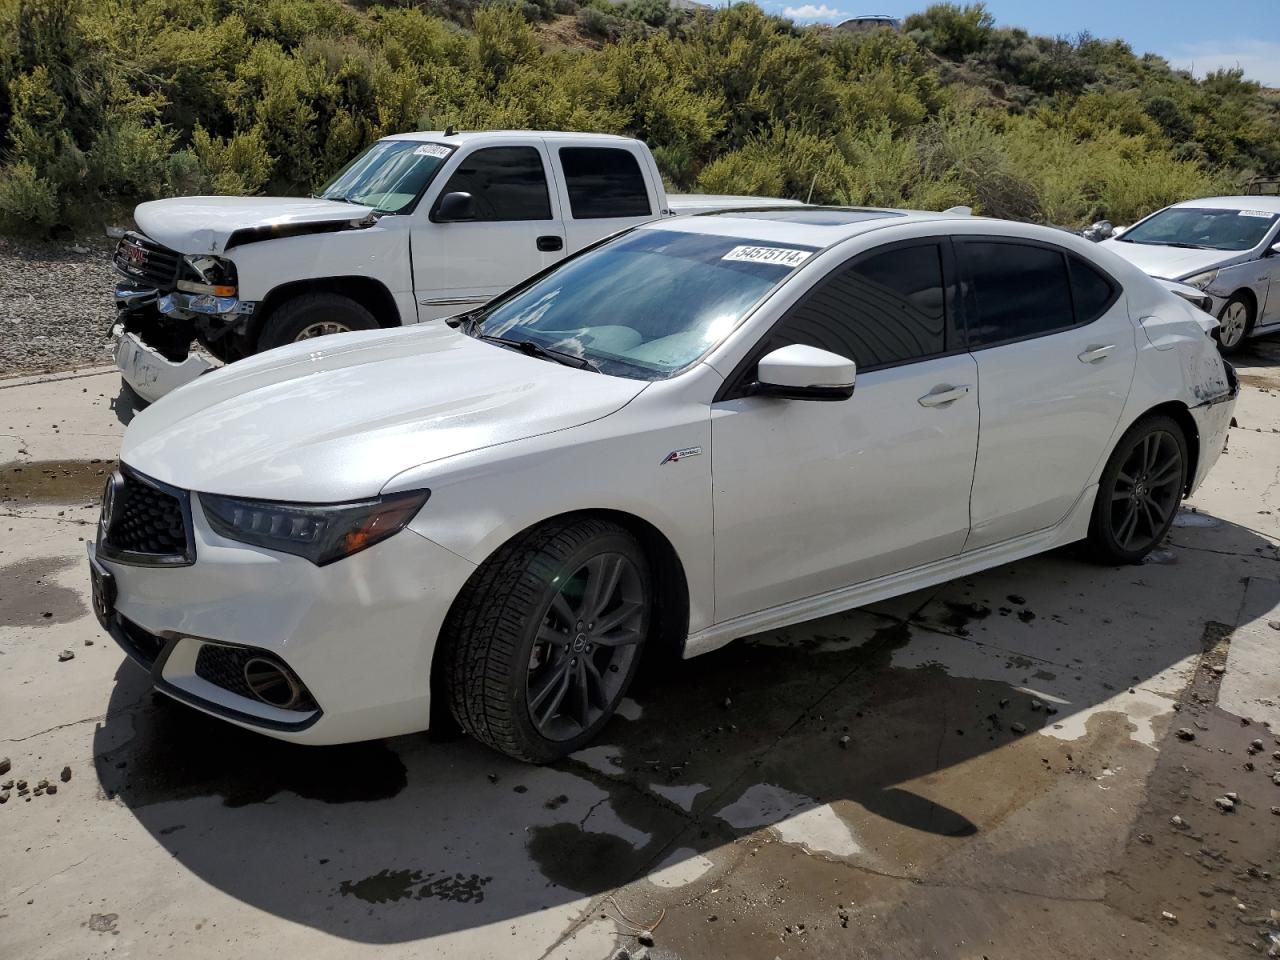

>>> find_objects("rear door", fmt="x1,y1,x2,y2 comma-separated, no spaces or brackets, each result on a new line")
411,143,566,320
711,240,979,621
547,141,661,255
957,238,1137,550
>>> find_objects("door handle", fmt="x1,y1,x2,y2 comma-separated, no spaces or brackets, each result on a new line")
1077,344,1115,364
918,384,971,407
536,235,564,252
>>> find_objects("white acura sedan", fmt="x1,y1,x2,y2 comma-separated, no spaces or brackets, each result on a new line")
88,207,1238,761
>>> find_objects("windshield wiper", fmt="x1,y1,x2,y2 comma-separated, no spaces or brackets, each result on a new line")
1161,241,1215,250
478,334,598,372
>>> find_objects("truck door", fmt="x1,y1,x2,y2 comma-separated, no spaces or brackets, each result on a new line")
411,143,567,321
547,141,662,255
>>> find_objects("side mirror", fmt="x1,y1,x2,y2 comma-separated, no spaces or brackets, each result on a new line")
752,344,855,401
1267,242,1280,257
1111,225,1128,237
434,191,477,222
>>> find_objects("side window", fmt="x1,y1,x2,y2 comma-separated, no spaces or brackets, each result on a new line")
958,241,1074,346
1068,255,1118,324
765,243,947,370
436,146,551,221
559,147,652,219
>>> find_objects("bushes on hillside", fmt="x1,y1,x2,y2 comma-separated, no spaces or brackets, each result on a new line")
0,0,1274,234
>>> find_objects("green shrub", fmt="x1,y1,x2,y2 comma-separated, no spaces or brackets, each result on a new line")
0,159,58,228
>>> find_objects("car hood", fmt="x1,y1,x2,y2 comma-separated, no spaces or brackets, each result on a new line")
1098,239,1233,281
133,196,377,255
121,325,647,502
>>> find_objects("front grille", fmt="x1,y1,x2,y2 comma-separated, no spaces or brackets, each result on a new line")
113,232,182,291
195,645,317,712
100,468,195,566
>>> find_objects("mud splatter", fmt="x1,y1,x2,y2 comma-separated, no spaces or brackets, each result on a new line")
0,459,112,505
87,913,118,933
0,556,87,626
338,868,491,905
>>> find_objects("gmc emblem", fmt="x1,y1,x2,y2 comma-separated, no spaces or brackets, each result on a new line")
125,243,147,266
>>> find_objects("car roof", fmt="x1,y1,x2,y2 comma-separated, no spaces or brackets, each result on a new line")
1170,196,1280,214
638,206,974,247
383,130,639,146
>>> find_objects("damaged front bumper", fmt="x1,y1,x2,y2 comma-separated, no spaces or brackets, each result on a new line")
113,282,247,402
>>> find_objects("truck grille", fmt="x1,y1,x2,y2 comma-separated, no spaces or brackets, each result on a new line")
99,467,195,566
113,232,182,291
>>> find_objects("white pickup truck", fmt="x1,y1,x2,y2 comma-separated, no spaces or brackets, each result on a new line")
111,129,797,401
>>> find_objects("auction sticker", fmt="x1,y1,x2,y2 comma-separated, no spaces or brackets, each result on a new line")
1237,209,1274,218
413,143,452,158
722,245,813,267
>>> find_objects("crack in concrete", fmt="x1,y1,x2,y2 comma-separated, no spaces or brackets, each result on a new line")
12,857,90,900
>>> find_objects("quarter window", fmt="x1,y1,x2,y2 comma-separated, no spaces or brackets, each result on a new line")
765,243,947,369
1069,256,1118,324
958,241,1074,346
435,146,552,221
559,147,652,219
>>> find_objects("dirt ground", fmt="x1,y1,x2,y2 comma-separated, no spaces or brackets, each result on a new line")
2,340,1280,960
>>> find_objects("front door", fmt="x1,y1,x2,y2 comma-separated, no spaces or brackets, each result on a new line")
711,241,979,622
956,238,1137,550
412,143,566,320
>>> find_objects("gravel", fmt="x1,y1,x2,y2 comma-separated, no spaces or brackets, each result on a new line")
0,235,118,376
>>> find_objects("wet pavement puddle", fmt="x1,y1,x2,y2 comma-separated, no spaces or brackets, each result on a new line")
0,458,112,505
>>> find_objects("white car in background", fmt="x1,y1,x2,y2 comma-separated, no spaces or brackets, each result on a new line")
88,207,1238,762
1101,196,1280,353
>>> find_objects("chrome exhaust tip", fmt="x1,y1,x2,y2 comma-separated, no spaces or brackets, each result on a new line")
243,656,305,710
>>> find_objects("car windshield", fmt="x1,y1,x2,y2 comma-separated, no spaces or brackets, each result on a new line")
318,140,454,213
1118,206,1280,252
471,229,817,380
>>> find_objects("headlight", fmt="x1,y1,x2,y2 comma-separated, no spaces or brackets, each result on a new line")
200,489,430,565
1182,269,1219,291
178,255,238,297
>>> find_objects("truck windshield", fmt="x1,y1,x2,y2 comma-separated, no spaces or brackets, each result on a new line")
1118,207,1280,252
319,140,454,214
472,228,817,380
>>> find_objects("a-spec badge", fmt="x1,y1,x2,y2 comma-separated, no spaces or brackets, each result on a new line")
661,446,702,465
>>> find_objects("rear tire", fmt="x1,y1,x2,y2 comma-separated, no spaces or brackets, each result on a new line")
256,293,378,352
1214,295,1253,355
440,517,652,763
1087,414,1187,564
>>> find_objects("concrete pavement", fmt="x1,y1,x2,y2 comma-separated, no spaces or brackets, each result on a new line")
2,344,1279,959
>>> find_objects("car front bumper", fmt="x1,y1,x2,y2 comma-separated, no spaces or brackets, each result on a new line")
114,326,218,403
89,489,478,745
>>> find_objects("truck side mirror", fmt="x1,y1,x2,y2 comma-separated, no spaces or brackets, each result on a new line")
434,192,477,223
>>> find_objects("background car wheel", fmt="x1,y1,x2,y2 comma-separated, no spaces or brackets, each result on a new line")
440,517,651,763
1214,295,1253,355
257,292,378,351
1087,414,1187,565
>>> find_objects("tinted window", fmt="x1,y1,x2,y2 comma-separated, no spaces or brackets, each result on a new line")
767,243,946,369
559,147,651,219
1070,256,1117,324
958,242,1073,346
437,146,551,221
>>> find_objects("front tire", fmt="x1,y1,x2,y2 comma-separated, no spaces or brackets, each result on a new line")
257,293,378,352
1087,415,1187,564
1214,295,1253,355
440,517,651,763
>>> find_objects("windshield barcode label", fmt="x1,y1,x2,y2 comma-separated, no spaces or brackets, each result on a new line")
722,245,813,267
1238,209,1273,218
413,143,452,158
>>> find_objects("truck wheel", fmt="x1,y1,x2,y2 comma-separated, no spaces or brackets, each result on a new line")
440,517,652,763
257,293,378,351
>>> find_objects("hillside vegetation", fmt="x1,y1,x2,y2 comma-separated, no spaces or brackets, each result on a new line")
1,0,1277,233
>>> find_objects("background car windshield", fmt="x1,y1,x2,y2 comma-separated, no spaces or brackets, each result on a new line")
475,229,815,379
319,140,453,213
1119,207,1279,252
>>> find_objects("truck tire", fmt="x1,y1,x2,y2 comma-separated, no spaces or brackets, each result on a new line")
439,517,652,763
257,293,379,351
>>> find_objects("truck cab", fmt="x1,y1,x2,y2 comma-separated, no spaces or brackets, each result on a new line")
112,130,795,401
